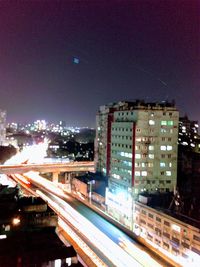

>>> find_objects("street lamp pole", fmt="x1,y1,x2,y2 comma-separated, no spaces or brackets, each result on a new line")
88,180,95,204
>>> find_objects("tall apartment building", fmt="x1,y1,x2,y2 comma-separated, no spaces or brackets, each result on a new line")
95,101,179,222
0,110,6,145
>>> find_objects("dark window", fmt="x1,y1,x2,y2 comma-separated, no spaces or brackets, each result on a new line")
172,237,180,245
163,232,170,238
140,219,146,225
182,242,190,249
156,217,161,222
164,220,170,227
142,210,146,215
163,242,169,250
193,235,200,242
148,213,154,219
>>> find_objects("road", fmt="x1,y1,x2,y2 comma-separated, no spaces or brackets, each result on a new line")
10,172,169,267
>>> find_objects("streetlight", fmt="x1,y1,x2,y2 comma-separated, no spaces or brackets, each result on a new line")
12,217,20,226
88,180,95,204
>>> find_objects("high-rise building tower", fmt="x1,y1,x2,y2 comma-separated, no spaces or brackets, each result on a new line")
0,110,6,145
95,101,179,222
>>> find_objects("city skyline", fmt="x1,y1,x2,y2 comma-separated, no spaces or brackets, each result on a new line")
0,1,199,127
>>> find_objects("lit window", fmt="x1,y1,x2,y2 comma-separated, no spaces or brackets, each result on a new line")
161,121,167,126
167,145,172,151
167,120,174,126
169,162,172,167
149,120,155,125
135,171,140,176
166,171,171,176
160,162,166,167
141,171,147,176
125,152,132,158
160,145,166,151
149,154,154,159
136,137,141,142
113,174,120,179
123,161,132,167
135,154,141,159
148,163,153,167
149,145,154,150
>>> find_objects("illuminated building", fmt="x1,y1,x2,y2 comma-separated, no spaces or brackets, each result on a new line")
95,101,179,223
133,201,200,266
178,115,199,150
0,110,6,145
34,120,47,131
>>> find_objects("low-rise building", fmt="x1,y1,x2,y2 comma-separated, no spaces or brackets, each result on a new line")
133,201,200,266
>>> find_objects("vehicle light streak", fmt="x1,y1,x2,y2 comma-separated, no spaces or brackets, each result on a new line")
13,174,30,185
36,189,142,267
58,218,107,267
24,171,67,198
118,238,163,267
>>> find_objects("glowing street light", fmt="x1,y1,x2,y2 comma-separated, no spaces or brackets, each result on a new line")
12,217,20,225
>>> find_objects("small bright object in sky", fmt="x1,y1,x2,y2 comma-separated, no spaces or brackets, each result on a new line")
73,57,80,64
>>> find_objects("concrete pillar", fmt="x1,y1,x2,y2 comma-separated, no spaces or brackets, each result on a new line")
52,172,59,183
64,172,72,184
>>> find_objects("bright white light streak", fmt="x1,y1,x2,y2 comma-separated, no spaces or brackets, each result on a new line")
14,174,30,185
36,189,142,267
59,218,107,267
36,190,106,267
24,171,67,198
119,238,163,267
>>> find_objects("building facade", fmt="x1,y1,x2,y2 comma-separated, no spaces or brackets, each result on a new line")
95,101,179,223
133,201,200,266
178,115,199,150
0,110,6,146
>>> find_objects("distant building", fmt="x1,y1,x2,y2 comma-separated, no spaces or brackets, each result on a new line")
95,100,179,222
0,110,6,145
178,115,200,151
34,120,47,131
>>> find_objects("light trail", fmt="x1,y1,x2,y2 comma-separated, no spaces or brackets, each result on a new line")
118,237,163,267
36,189,142,267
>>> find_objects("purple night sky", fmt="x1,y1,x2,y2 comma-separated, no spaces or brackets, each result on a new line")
0,1,199,127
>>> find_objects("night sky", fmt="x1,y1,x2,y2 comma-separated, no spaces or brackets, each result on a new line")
0,1,199,127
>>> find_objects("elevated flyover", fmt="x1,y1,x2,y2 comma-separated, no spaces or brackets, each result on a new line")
0,161,94,175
